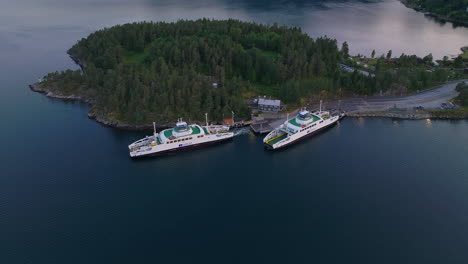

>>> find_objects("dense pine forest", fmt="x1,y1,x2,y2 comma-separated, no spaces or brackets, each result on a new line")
41,19,346,123
40,19,454,125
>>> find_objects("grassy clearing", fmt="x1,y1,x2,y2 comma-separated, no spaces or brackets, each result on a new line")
250,83,280,98
257,49,279,60
123,50,149,64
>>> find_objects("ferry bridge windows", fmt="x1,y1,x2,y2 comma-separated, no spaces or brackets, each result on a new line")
300,124,318,132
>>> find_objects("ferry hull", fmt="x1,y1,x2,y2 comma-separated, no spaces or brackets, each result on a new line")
264,120,338,151
131,136,233,158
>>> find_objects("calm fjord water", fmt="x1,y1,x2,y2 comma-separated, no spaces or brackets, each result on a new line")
1,0,468,263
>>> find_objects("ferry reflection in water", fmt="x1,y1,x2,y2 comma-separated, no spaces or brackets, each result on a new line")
426,118,432,128
357,117,365,127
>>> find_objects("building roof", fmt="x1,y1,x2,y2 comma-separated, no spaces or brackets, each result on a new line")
223,118,234,125
258,98,281,107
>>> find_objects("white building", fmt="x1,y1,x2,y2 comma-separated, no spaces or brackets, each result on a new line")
258,98,281,112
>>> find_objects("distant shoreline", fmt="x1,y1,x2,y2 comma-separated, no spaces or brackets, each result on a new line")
399,0,468,27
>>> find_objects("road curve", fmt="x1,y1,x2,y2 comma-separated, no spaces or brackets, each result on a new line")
327,79,467,112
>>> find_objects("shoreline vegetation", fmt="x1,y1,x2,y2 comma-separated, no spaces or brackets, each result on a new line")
31,19,468,130
399,0,468,27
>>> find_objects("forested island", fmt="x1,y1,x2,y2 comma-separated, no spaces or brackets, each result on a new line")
402,0,468,26
33,19,465,128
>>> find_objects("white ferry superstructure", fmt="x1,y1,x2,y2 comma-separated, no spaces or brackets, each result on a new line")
263,104,344,150
129,116,233,158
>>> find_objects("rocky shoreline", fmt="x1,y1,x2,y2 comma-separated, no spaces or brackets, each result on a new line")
29,83,94,103
67,52,86,69
29,83,170,131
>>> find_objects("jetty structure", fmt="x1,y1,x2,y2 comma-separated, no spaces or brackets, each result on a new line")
263,101,344,150
128,114,233,158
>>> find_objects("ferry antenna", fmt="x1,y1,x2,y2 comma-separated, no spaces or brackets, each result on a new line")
231,111,235,126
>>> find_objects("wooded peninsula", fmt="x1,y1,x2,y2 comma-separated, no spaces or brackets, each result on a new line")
35,19,464,127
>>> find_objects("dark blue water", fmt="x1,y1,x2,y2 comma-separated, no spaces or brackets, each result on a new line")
1,0,468,263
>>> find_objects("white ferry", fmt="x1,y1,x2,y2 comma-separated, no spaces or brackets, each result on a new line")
129,115,233,158
263,103,344,150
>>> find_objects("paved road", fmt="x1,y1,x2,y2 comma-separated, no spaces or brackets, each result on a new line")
322,80,467,112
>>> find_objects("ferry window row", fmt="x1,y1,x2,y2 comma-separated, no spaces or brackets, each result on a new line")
167,137,192,144
300,123,316,132
197,135,204,138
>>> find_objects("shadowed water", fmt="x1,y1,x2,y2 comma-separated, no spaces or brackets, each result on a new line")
1,0,468,263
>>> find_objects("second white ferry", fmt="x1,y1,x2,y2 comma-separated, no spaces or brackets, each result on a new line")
263,104,344,150
129,115,233,158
